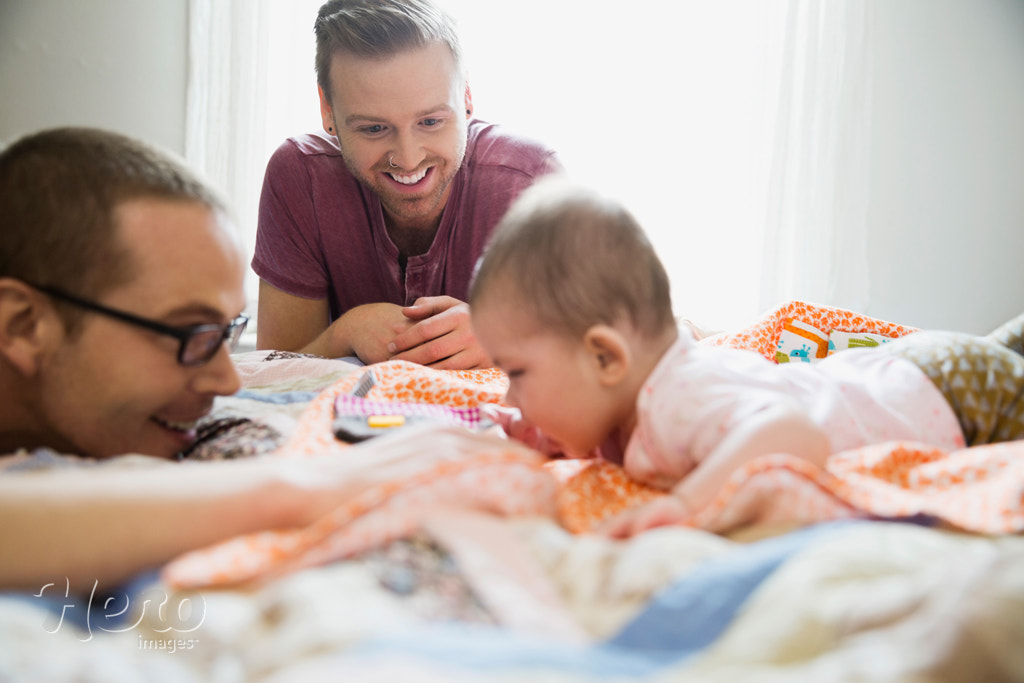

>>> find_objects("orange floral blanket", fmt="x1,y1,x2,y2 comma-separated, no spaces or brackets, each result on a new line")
162,301,1023,589
559,301,1022,534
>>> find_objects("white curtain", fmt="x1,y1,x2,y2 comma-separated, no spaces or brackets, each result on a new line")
760,0,874,314
187,0,873,332
449,0,789,331
185,0,271,311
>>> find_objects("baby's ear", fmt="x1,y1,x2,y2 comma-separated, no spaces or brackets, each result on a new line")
0,279,55,376
583,324,631,386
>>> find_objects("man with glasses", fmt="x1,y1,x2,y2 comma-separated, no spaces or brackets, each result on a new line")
0,126,248,460
26,285,249,367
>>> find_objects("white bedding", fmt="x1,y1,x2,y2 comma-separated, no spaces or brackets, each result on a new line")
2,350,1022,682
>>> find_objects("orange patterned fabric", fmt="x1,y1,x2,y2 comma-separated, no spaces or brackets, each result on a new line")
164,302,1022,589
162,361,553,589
165,451,556,588
555,301,1024,536
702,299,918,360
276,361,509,460
557,442,1024,535
546,459,664,534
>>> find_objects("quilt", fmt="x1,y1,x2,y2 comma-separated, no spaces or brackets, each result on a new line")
2,300,1023,682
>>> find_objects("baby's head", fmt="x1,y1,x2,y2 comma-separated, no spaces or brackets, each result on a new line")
470,178,677,455
470,178,675,341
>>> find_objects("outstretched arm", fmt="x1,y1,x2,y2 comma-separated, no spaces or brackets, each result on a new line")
1,456,323,592
0,427,538,593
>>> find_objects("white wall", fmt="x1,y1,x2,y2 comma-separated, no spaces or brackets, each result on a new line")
0,0,187,154
1,0,1022,335
866,0,1024,333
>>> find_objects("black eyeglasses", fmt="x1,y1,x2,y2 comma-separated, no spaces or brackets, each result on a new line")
33,284,248,367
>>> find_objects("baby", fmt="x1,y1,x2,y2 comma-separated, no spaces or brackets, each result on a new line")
468,178,1024,537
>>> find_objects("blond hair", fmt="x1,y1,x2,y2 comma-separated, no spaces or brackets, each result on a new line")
314,0,463,103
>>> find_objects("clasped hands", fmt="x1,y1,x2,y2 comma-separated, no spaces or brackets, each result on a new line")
341,295,491,370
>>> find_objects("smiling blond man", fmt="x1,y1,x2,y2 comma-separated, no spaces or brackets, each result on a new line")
253,0,561,369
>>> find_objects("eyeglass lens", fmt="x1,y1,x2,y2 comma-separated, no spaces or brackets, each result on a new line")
181,318,248,366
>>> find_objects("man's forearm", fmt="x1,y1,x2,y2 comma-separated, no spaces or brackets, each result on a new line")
295,325,346,358
0,459,318,592
0,425,527,593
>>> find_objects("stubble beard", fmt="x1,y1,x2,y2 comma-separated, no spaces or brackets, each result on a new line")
339,139,467,226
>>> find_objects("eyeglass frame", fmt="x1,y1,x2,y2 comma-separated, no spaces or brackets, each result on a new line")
30,283,248,367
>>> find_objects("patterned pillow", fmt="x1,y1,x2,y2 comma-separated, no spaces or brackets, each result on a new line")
775,319,830,363
828,330,894,355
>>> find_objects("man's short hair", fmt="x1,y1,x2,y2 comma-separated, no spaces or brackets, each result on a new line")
314,0,463,103
469,178,676,341
0,127,226,304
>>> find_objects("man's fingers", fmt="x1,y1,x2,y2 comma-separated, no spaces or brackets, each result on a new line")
426,351,480,371
402,295,460,321
389,307,460,354
391,329,456,364
386,302,491,369
393,339,483,369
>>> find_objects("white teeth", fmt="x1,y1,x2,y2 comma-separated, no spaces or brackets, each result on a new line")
154,417,198,432
389,168,427,185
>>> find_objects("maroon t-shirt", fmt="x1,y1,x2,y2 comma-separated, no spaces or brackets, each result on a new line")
252,120,561,321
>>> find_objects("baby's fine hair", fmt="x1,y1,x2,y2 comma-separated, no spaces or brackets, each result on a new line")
470,178,675,340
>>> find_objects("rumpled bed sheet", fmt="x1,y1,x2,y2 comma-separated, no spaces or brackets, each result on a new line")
5,514,1023,681
162,301,1024,590
5,301,1023,682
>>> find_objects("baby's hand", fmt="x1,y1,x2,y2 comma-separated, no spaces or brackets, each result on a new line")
479,404,564,456
599,495,694,539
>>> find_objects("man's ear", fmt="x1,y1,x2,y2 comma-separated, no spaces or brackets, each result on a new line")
318,84,336,135
0,279,55,377
464,80,474,119
583,324,631,387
